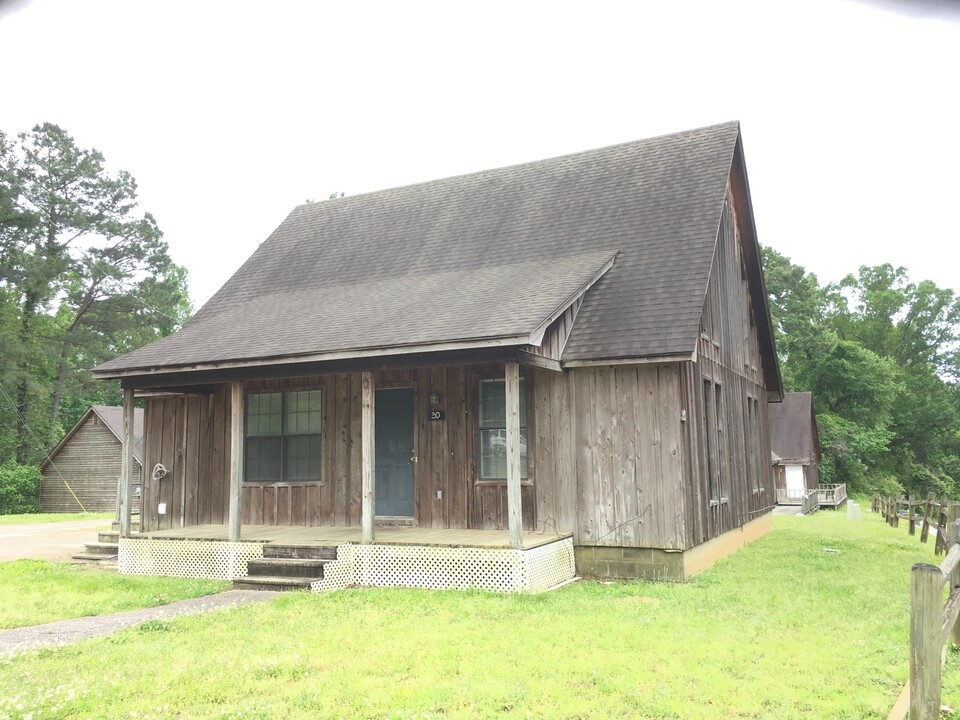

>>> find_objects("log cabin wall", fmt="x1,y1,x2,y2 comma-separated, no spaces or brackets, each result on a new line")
680,186,774,549
139,365,537,533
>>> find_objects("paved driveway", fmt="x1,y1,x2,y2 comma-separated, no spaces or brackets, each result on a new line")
0,519,112,562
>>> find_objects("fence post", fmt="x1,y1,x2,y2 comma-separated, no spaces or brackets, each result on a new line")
949,521,960,648
921,492,935,544
909,495,917,536
911,562,944,720
895,496,902,528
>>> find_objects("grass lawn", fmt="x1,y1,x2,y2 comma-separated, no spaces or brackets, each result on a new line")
0,512,114,525
0,511,956,719
0,560,228,629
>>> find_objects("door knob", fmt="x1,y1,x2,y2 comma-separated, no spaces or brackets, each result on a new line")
410,455,418,463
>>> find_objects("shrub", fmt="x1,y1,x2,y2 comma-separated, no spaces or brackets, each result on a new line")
0,462,41,514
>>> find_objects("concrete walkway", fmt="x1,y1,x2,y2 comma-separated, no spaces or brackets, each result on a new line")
0,589,281,656
0,519,112,562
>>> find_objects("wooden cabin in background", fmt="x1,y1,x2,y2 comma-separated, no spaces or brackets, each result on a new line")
769,392,821,503
40,405,143,513
94,121,782,584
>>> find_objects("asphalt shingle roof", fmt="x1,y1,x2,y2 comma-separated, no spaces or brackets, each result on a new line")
769,392,818,464
95,121,741,375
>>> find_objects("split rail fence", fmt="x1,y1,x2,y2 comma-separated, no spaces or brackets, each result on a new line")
873,493,959,556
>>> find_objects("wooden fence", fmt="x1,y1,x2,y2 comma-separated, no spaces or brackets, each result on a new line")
902,520,960,719
873,493,957,556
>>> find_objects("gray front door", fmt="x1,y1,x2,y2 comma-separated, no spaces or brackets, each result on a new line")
375,387,415,517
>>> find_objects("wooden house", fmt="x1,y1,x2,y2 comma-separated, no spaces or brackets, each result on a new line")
40,405,143,513
769,392,821,503
94,121,782,588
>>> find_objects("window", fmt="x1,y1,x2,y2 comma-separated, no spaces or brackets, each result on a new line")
703,379,725,504
245,390,322,482
478,378,528,481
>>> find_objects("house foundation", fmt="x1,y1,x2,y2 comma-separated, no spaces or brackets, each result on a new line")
574,511,773,581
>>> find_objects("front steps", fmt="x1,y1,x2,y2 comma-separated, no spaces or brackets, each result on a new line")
73,520,139,562
233,544,335,591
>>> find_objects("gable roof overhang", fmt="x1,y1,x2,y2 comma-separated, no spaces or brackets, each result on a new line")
95,251,616,382
729,133,783,400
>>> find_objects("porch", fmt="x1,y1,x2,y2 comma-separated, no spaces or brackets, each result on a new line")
118,525,576,593
139,524,568,549
775,483,847,510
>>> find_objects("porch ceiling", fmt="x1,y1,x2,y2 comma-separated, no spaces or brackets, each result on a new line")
140,524,569,550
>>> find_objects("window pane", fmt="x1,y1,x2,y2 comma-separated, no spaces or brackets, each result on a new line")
285,390,322,435
246,392,282,437
479,379,526,428
285,434,321,481
246,437,281,481
480,429,507,479
478,430,528,480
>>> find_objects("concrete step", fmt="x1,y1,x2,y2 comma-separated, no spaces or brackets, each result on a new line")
80,541,119,557
110,520,141,532
247,558,328,579
262,544,337,561
98,531,120,543
232,575,318,592
71,552,118,561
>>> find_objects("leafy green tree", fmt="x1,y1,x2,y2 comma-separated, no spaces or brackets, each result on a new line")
0,123,190,462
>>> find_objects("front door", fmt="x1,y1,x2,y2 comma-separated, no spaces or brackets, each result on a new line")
375,387,415,517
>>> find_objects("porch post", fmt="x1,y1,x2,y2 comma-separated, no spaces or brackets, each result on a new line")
118,386,135,538
228,382,244,542
505,361,523,549
361,371,376,544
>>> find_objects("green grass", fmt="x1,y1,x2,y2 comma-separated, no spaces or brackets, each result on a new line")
0,512,953,719
0,512,113,525
0,560,228,629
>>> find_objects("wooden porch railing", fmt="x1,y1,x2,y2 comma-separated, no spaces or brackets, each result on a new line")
801,489,819,515
818,483,847,507
775,488,807,505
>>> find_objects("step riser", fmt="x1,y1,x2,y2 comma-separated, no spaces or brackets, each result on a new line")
98,532,119,543
83,543,119,557
232,575,319,592
247,562,326,579
262,545,337,560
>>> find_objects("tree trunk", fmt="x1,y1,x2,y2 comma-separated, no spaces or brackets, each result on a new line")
15,290,37,464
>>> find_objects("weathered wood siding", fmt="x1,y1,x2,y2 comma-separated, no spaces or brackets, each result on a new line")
40,415,142,513
532,364,687,549
139,366,536,533
680,186,774,548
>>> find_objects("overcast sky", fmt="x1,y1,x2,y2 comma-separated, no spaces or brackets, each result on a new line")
1,0,958,308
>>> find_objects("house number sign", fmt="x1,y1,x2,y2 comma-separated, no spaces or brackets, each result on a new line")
429,410,446,421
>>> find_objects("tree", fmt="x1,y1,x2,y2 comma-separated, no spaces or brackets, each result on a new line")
0,123,190,463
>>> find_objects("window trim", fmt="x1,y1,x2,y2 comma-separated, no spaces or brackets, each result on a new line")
244,389,323,484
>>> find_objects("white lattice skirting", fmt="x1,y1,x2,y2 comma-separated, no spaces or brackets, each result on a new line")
312,537,576,594
118,538,265,580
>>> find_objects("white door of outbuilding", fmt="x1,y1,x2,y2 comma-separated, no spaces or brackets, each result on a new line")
785,464,805,500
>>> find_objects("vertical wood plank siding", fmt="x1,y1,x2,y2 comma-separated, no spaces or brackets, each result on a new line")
39,416,142,513
679,186,775,548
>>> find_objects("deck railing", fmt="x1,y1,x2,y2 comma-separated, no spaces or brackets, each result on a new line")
818,483,847,507
801,489,819,515
775,488,807,505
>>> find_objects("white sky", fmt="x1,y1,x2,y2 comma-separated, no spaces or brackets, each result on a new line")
2,0,958,308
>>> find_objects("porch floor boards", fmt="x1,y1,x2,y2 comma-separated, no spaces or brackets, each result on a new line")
140,524,569,550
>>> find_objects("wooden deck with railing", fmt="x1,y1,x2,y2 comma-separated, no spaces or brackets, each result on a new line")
776,484,846,511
